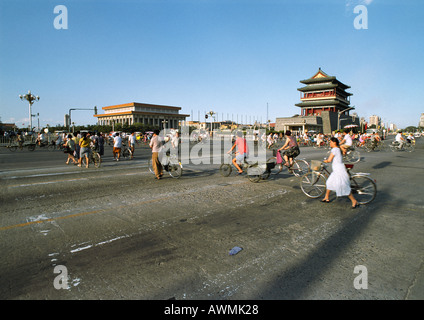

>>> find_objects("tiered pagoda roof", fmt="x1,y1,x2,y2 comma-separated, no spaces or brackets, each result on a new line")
295,68,353,112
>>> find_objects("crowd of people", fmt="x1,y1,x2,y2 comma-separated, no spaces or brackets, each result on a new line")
58,131,106,168
5,127,419,206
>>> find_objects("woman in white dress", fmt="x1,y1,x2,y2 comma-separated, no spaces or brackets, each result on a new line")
322,137,359,208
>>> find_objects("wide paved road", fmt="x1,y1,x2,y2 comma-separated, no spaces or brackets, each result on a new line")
1,138,423,300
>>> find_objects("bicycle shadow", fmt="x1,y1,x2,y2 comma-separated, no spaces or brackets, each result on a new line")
372,161,392,170
252,189,395,299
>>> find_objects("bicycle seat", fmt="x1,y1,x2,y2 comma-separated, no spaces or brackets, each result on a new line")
345,164,354,170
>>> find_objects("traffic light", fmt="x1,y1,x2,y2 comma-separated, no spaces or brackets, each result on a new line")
205,114,208,119
94,106,97,115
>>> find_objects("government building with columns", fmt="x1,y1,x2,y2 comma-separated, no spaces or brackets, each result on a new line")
94,102,189,129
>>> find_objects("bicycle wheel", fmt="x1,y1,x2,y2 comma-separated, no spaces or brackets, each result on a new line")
47,144,55,152
121,148,130,159
169,162,182,178
291,159,310,177
27,144,36,151
7,145,17,152
404,144,414,152
364,141,373,152
219,163,232,177
246,164,265,183
300,171,327,198
266,157,283,175
350,175,376,205
344,150,360,163
378,142,387,152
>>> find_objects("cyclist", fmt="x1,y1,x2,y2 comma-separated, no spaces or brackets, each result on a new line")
278,130,299,168
340,129,353,156
228,131,248,174
316,132,324,147
395,131,405,149
406,133,415,145
370,132,381,150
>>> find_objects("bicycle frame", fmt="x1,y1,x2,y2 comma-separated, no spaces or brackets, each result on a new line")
266,150,309,177
220,153,266,183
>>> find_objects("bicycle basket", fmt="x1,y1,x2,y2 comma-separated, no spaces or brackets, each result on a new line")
311,160,322,171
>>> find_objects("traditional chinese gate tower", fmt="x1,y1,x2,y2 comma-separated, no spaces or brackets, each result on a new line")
275,68,359,134
295,68,353,117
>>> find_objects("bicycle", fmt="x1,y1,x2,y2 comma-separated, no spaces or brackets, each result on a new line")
148,151,182,178
219,153,267,183
328,146,360,164
389,141,414,152
265,150,310,178
300,161,377,205
364,139,386,152
313,139,330,149
33,141,56,151
81,146,101,168
120,143,133,160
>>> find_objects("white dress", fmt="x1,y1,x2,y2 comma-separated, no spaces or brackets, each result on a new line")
326,147,351,197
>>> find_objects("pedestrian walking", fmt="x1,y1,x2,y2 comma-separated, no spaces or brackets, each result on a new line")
113,133,122,161
149,129,163,180
64,134,78,165
97,132,104,161
171,131,181,161
73,131,80,162
128,131,136,160
321,137,359,208
78,132,91,168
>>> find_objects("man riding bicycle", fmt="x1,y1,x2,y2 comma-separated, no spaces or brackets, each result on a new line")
227,131,248,174
370,132,381,150
340,129,353,156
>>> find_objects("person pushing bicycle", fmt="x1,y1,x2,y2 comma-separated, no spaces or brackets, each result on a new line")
227,131,248,174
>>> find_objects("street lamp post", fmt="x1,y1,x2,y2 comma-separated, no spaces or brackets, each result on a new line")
206,110,215,136
19,90,40,131
68,106,97,132
337,106,355,131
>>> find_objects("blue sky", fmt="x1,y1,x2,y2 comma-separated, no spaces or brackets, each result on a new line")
0,0,423,129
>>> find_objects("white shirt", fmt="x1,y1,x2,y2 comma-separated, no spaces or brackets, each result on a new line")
128,135,136,145
114,136,122,148
171,136,179,148
395,133,403,142
343,134,353,146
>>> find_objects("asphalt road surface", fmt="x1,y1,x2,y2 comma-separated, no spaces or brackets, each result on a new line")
1,137,423,301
